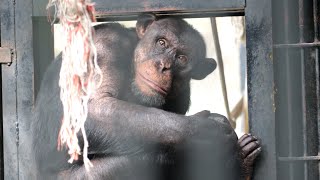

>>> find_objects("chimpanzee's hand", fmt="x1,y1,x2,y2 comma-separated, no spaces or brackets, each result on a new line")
238,134,262,179
193,111,234,133
188,110,241,179
190,110,235,137
192,110,211,118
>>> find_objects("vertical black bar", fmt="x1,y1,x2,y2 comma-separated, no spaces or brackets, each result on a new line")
283,0,290,43
301,50,308,180
286,50,295,180
298,0,308,179
299,0,305,43
0,67,3,180
310,2,320,180
305,1,319,179
0,17,4,180
304,47,320,180
246,0,277,179
283,0,294,179
317,47,320,179
313,0,319,41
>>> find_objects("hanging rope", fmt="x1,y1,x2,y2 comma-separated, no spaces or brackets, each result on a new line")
210,17,236,128
47,0,102,171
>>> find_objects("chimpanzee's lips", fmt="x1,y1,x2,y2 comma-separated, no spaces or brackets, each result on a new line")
137,73,168,96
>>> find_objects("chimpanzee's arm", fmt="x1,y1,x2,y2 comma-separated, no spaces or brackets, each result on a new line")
85,97,203,155
57,156,137,180
58,154,172,180
70,104,242,180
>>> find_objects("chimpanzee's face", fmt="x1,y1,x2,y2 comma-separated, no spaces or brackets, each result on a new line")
132,17,215,108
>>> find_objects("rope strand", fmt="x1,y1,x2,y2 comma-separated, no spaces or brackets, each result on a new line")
47,0,102,171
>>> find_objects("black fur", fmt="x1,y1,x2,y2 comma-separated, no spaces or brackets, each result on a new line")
32,15,244,180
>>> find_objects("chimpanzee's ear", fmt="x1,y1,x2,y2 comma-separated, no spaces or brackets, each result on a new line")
136,13,157,38
191,58,217,80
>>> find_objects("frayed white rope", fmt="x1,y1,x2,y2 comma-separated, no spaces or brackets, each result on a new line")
47,0,102,171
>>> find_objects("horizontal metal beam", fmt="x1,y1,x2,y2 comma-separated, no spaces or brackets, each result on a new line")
279,156,320,161
274,42,320,49
96,10,244,21
33,0,245,18
94,0,244,13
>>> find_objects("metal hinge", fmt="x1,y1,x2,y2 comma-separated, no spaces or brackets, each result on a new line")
0,47,14,65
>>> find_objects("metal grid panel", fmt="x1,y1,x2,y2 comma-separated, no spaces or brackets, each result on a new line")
273,0,320,179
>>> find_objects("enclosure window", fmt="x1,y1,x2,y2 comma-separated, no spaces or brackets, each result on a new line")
49,17,248,135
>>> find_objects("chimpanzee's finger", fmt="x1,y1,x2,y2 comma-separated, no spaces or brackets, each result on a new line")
241,140,260,158
239,134,258,148
244,147,262,164
238,134,250,143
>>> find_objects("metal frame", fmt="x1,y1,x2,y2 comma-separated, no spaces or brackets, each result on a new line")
93,0,245,13
0,0,18,179
1,0,35,179
0,0,290,179
246,0,277,179
93,0,245,20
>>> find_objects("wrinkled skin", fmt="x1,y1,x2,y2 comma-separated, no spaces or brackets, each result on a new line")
32,14,260,180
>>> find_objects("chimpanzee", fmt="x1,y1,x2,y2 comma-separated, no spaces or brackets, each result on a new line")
32,14,260,180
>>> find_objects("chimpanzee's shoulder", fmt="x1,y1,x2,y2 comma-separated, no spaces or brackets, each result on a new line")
94,23,137,42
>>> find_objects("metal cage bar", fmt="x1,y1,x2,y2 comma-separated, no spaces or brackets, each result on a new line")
298,0,308,179
313,0,319,42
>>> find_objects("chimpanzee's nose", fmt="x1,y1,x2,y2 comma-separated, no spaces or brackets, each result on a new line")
159,60,171,73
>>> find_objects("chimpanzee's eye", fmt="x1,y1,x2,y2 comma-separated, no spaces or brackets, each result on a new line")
157,38,167,48
177,55,188,64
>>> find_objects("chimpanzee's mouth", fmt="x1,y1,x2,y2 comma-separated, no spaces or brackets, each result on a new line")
137,73,168,96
